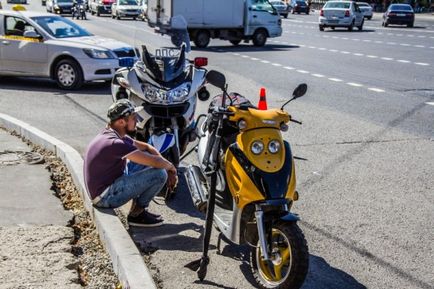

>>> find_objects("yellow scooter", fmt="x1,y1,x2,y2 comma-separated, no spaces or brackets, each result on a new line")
185,70,309,288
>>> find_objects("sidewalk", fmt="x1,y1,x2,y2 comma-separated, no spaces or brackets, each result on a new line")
0,128,80,288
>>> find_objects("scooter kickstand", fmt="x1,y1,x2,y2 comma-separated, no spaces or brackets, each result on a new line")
216,233,222,255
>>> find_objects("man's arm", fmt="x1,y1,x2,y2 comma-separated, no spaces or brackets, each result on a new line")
133,139,160,156
125,150,175,172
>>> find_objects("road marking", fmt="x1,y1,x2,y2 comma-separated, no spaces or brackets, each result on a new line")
381,57,394,61
312,73,325,78
354,53,364,56
397,60,411,63
329,78,343,82
233,53,240,56
375,41,383,44
272,63,282,67
329,49,338,52
367,55,378,58
400,43,411,46
341,51,350,54
241,55,249,58
284,66,295,70
318,47,327,50
414,45,425,48
347,82,363,87
251,57,259,61
426,102,434,106
368,88,385,92
415,62,430,66
297,70,309,74
387,42,397,45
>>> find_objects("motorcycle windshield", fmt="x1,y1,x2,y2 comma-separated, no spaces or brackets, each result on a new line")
141,27,191,84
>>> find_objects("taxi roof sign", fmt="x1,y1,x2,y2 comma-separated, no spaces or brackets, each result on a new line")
12,4,27,11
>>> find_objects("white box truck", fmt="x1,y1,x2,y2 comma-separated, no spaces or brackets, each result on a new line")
147,0,282,48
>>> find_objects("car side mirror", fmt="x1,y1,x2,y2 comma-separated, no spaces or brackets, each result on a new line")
23,31,42,39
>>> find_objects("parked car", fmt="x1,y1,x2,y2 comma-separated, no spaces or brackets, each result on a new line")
291,0,309,14
383,4,414,27
0,10,139,89
89,0,115,16
46,0,73,14
111,0,140,20
319,0,364,31
270,0,290,18
356,2,373,19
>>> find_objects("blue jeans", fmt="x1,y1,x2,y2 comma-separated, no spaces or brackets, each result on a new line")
95,167,167,209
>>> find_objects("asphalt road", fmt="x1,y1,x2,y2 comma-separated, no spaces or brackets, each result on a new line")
0,2,433,289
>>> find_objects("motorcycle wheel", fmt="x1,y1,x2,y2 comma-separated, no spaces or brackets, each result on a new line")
250,222,308,289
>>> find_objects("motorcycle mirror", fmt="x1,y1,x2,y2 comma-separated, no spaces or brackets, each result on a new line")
206,70,226,90
292,83,307,99
280,83,308,110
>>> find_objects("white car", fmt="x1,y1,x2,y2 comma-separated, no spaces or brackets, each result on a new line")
319,1,364,31
0,10,138,89
357,2,373,20
111,0,140,20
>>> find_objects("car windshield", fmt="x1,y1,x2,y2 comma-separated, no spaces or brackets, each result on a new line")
56,0,72,3
357,2,369,7
389,4,412,11
119,0,137,5
271,1,283,5
324,2,351,9
297,1,306,6
31,16,92,38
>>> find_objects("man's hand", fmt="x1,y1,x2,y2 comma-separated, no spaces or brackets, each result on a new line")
166,164,178,191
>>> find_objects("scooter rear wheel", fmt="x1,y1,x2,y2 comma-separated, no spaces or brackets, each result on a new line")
250,222,309,289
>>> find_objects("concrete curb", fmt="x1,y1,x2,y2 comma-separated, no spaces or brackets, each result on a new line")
0,113,157,289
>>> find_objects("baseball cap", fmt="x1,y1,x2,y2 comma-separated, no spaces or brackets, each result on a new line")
107,99,143,121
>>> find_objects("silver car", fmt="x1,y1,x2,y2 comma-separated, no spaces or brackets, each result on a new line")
270,0,290,18
319,1,364,31
111,0,140,20
0,10,138,89
357,2,373,20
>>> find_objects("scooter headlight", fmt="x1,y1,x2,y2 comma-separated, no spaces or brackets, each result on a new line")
268,140,281,154
251,140,264,155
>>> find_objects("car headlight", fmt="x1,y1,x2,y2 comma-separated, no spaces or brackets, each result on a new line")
83,48,114,59
142,82,191,104
54,4,59,8
251,140,264,155
268,140,281,154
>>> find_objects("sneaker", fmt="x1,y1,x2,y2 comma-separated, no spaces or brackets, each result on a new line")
145,209,162,220
128,211,163,227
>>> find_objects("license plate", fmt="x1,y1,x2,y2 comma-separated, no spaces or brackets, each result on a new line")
119,57,135,67
397,13,406,16
328,19,339,23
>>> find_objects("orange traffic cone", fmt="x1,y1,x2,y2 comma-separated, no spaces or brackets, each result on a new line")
258,87,268,110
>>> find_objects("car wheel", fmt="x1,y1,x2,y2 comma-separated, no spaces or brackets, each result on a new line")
348,20,354,31
230,40,241,46
194,30,210,48
367,16,372,20
55,59,83,90
111,14,115,18
407,22,413,27
319,25,324,31
284,14,288,18
133,17,136,20
96,10,100,16
91,9,95,15
384,21,388,27
252,29,267,47
116,12,120,20
358,19,364,31
331,26,335,30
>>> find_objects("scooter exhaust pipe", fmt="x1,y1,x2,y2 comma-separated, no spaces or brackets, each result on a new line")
185,165,208,213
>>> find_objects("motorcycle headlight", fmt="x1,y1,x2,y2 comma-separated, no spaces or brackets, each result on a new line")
268,140,281,154
251,140,264,155
142,82,191,104
83,48,114,59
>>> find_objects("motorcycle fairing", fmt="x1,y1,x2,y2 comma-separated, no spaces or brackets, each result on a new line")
227,141,296,201
149,133,175,153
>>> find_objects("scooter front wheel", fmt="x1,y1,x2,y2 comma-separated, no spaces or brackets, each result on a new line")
250,222,309,289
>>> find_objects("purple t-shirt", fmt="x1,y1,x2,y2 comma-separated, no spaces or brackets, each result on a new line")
84,128,136,199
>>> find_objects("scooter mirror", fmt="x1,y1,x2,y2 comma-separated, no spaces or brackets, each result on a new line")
206,70,226,90
292,83,307,99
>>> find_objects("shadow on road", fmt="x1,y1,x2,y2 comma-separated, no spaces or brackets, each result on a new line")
193,44,301,53
0,77,110,96
217,238,366,289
